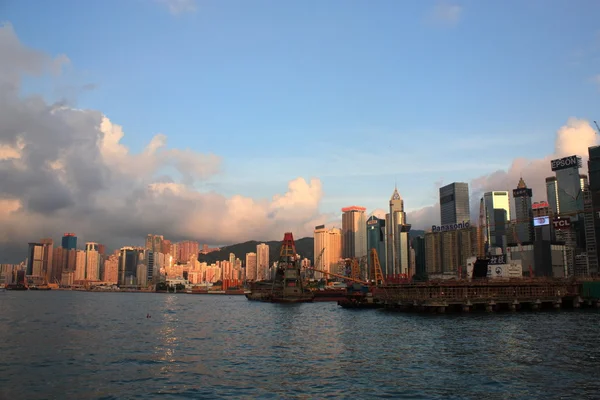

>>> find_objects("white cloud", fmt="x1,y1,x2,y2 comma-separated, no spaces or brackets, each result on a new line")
407,117,599,229
155,0,197,15
0,23,329,262
426,1,462,28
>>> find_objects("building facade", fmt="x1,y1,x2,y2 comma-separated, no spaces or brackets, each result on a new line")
439,182,470,226
256,243,270,281
313,225,342,278
386,187,411,277
366,216,387,277
483,191,511,251
341,206,367,259
513,178,534,244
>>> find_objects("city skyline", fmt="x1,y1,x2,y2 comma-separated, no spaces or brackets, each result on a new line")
1,2,600,262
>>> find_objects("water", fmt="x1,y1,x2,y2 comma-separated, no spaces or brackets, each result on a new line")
1,292,599,399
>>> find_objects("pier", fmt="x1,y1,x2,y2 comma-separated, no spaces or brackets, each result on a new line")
341,280,600,313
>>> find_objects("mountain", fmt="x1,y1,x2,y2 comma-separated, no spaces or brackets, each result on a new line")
198,237,315,265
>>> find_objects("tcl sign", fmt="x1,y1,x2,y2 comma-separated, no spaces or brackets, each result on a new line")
553,218,571,230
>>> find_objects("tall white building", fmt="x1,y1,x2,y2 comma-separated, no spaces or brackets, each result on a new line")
313,225,342,277
341,206,367,259
85,242,100,281
74,250,86,281
256,243,270,281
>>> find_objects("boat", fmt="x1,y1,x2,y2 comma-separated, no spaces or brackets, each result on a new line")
246,232,314,303
5,284,28,291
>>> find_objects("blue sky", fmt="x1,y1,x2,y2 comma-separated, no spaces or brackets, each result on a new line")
5,0,600,216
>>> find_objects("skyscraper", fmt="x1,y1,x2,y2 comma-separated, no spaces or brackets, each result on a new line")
483,191,510,251
366,216,387,276
245,252,257,281
39,238,53,283
386,187,411,277
62,233,77,250
145,234,164,253
313,225,342,277
256,243,270,281
85,242,100,281
552,155,583,219
26,243,44,276
439,182,470,226
513,178,533,244
341,206,367,259
546,177,560,216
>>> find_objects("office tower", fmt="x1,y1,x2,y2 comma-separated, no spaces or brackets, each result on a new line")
341,206,367,259
439,182,470,225
62,233,77,250
26,243,44,276
386,187,412,277
245,252,257,281
256,243,270,281
313,225,342,277
103,254,119,283
513,178,534,244
366,216,387,276
483,191,510,251
551,155,583,218
546,177,560,216
118,247,139,286
39,238,53,283
85,242,100,281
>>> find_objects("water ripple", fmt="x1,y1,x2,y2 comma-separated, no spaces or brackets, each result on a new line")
1,292,600,399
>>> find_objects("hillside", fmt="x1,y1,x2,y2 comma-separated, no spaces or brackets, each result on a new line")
198,230,426,266
198,237,315,265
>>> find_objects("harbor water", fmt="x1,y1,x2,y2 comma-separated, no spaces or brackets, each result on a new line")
1,291,599,399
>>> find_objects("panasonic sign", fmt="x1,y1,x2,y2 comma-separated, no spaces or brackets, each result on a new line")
431,221,470,233
550,155,581,172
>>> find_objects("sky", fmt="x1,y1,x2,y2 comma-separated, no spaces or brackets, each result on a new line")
1,0,600,261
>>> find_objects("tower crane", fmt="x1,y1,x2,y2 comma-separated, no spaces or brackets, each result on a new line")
594,120,600,134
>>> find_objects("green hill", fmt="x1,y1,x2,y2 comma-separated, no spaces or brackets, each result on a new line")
198,237,315,265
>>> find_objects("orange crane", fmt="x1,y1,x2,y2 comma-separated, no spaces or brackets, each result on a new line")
369,248,385,287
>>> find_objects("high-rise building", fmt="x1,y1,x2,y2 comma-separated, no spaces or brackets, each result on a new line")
513,178,534,244
62,233,77,250
178,240,199,263
256,243,270,281
85,242,100,281
552,155,583,219
439,182,470,226
145,234,164,253
51,247,65,283
412,236,426,280
483,191,510,251
162,240,172,255
118,247,140,286
39,238,53,283
588,146,600,274
386,187,411,277
103,254,119,283
74,250,86,281
245,252,257,281
341,206,367,259
580,174,589,190
313,225,342,277
546,177,560,216
26,243,44,276
366,216,387,277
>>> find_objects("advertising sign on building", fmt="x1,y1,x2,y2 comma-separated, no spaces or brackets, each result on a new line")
533,216,550,226
532,201,549,209
552,217,571,230
513,188,532,198
550,155,581,172
431,221,470,233
489,254,507,265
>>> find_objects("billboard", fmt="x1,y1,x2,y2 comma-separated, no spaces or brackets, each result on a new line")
552,217,571,230
532,201,549,209
533,216,550,226
431,221,470,233
513,188,532,198
489,254,507,265
551,155,582,172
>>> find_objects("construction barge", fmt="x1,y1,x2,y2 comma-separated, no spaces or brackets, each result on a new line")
338,279,600,313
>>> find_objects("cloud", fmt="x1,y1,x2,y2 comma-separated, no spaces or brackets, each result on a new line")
0,23,328,263
155,0,197,15
407,118,599,230
426,1,462,28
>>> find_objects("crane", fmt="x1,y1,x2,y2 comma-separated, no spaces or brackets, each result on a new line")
594,120,600,134
311,247,325,280
302,266,368,285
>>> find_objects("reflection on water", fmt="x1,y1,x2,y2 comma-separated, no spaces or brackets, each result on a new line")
0,292,599,399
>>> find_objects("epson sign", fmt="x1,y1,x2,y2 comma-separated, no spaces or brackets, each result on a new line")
551,155,581,172
431,221,470,233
